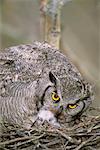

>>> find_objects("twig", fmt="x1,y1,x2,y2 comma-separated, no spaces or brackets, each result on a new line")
87,124,95,133
56,129,79,144
41,144,53,150
0,133,45,146
10,138,36,148
66,145,76,149
86,136,100,146
86,146,97,150
71,133,100,136
74,135,96,150
45,139,61,147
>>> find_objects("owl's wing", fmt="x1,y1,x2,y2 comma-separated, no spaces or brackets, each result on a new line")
0,45,38,97
0,51,16,95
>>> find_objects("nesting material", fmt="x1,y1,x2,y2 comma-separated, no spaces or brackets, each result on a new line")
0,108,100,150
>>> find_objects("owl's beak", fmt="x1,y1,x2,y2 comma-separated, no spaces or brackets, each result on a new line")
59,105,63,112
60,101,65,108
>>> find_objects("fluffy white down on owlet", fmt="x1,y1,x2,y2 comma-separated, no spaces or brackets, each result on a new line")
0,41,93,129
37,108,60,127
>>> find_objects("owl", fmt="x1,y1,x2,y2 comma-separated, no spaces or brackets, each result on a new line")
0,41,93,129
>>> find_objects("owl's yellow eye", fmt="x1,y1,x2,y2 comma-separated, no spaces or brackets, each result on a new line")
52,92,60,103
68,104,77,109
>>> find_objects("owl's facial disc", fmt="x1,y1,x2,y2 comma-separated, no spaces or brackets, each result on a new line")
65,101,84,116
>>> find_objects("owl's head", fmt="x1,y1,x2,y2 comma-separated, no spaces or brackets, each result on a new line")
38,71,93,122
60,78,93,123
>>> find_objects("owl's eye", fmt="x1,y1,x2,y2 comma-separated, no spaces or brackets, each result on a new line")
52,92,60,103
68,104,77,109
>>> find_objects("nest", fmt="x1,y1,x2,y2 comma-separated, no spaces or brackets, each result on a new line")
0,108,100,150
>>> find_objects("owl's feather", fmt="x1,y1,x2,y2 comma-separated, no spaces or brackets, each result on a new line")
0,41,93,129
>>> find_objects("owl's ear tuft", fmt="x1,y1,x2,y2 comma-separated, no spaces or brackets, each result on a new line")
49,72,57,85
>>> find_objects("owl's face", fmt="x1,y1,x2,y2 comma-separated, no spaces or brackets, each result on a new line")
60,78,92,123
39,72,92,123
